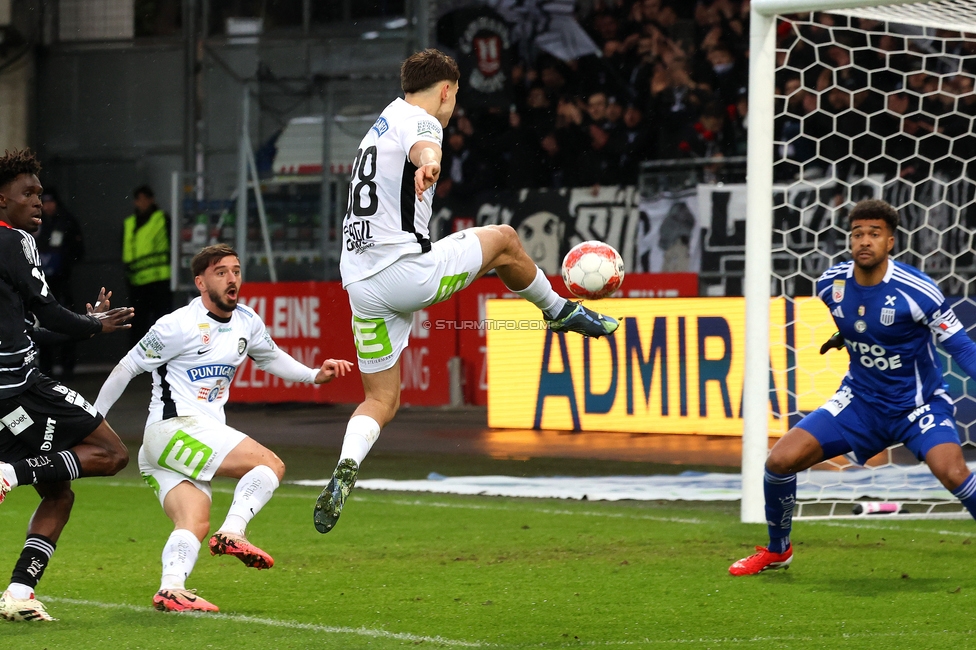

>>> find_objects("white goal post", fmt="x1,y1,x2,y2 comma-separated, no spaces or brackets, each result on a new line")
743,0,976,522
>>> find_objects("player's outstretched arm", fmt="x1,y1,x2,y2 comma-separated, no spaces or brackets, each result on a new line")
94,356,143,417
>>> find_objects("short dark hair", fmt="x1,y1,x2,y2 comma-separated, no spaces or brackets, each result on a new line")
134,184,154,199
401,49,460,94
0,149,41,191
191,244,239,277
849,199,899,233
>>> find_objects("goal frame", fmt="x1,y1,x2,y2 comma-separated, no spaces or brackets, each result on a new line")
741,0,966,523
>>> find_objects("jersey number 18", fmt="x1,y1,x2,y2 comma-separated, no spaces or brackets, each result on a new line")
346,146,378,218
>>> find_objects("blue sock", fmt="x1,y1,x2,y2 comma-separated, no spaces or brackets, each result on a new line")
764,469,797,554
951,473,976,520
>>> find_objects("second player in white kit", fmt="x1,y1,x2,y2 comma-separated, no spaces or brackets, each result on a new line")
95,244,352,613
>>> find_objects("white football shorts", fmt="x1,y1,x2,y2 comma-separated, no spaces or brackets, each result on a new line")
138,415,248,505
346,230,483,373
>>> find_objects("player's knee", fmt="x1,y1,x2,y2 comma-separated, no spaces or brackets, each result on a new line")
939,464,971,491
765,449,796,475
267,456,286,481
190,521,210,541
42,484,75,512
110,442,130,474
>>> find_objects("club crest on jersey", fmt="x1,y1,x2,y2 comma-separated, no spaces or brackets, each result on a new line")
198,324,211,345
854,320,867,333
832,280,845,302
880,308,895,326
186,364,236,383
238,338,247,355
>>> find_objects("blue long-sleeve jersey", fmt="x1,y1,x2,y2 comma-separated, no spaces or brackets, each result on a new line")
817,259,976,412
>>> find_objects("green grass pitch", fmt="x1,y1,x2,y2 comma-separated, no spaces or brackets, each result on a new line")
1,449,975,648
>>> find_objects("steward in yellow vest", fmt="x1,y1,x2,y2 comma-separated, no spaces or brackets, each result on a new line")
123,209,170,286
124,185,173,342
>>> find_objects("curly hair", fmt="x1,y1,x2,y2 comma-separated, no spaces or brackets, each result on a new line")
0,149,42,191
849,199,899,234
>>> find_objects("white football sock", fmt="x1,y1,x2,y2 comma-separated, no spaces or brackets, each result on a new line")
6,583,33,599
339,415,381,466
217,465,280,537
160,529,201,591
508,267,566,319
0,462,18,489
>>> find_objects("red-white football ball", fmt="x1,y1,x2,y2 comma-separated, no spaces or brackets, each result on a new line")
561,241,625,299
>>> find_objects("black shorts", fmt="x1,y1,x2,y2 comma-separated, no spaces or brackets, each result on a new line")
0,375,103,463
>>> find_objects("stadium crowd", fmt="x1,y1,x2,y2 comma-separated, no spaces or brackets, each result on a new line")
435,0,976,199
436,0,751,200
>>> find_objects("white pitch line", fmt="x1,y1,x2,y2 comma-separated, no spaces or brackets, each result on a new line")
43,596,484,647
806,520,975,537
93,481,708,524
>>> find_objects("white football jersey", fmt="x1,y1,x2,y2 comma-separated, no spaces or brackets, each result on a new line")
339,97,444,287
126,297,277,426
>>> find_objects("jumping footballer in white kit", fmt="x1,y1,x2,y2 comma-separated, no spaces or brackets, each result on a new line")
313,49,619,534
95,244,352,613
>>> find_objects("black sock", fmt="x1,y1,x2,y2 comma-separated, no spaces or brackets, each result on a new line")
10,535,56,590
11,450,81,486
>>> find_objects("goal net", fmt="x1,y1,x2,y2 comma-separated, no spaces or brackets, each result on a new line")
743,0,976,521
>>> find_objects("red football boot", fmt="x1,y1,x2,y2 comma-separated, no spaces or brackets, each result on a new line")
153,589,219,613
729,545,793,576
209,532,274,569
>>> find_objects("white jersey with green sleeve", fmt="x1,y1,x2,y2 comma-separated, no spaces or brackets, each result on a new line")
126,297,278,426
339,97,444,287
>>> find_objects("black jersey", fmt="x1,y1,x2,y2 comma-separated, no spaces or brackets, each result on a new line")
0,223,101,398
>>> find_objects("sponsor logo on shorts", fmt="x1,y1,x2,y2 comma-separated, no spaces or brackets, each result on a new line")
907,404,931,423
1,406,34,436
41,417,56,451
158,429,215,480
823,386,853,417
186,364,236,383
433,272,469,304
50,384,97,417
352,316,393,360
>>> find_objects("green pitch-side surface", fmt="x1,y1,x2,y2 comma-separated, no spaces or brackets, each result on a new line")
1,450,975,649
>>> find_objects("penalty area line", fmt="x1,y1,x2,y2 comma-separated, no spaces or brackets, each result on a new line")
42,596,485,647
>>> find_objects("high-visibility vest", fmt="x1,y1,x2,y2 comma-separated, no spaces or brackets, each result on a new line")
122,210,171,286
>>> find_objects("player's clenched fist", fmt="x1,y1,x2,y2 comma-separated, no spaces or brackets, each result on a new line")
315,359,354,384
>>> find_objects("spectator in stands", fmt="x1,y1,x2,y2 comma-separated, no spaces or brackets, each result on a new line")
34,190,85,380
616,103,655,184
652,53,710,158
704,44,746,107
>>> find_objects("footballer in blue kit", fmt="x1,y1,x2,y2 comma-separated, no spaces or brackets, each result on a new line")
731,199,976,576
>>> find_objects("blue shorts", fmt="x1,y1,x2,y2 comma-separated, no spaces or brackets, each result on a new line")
796,385,961,464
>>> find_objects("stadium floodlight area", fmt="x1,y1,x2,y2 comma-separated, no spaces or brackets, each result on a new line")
743,0,976,522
